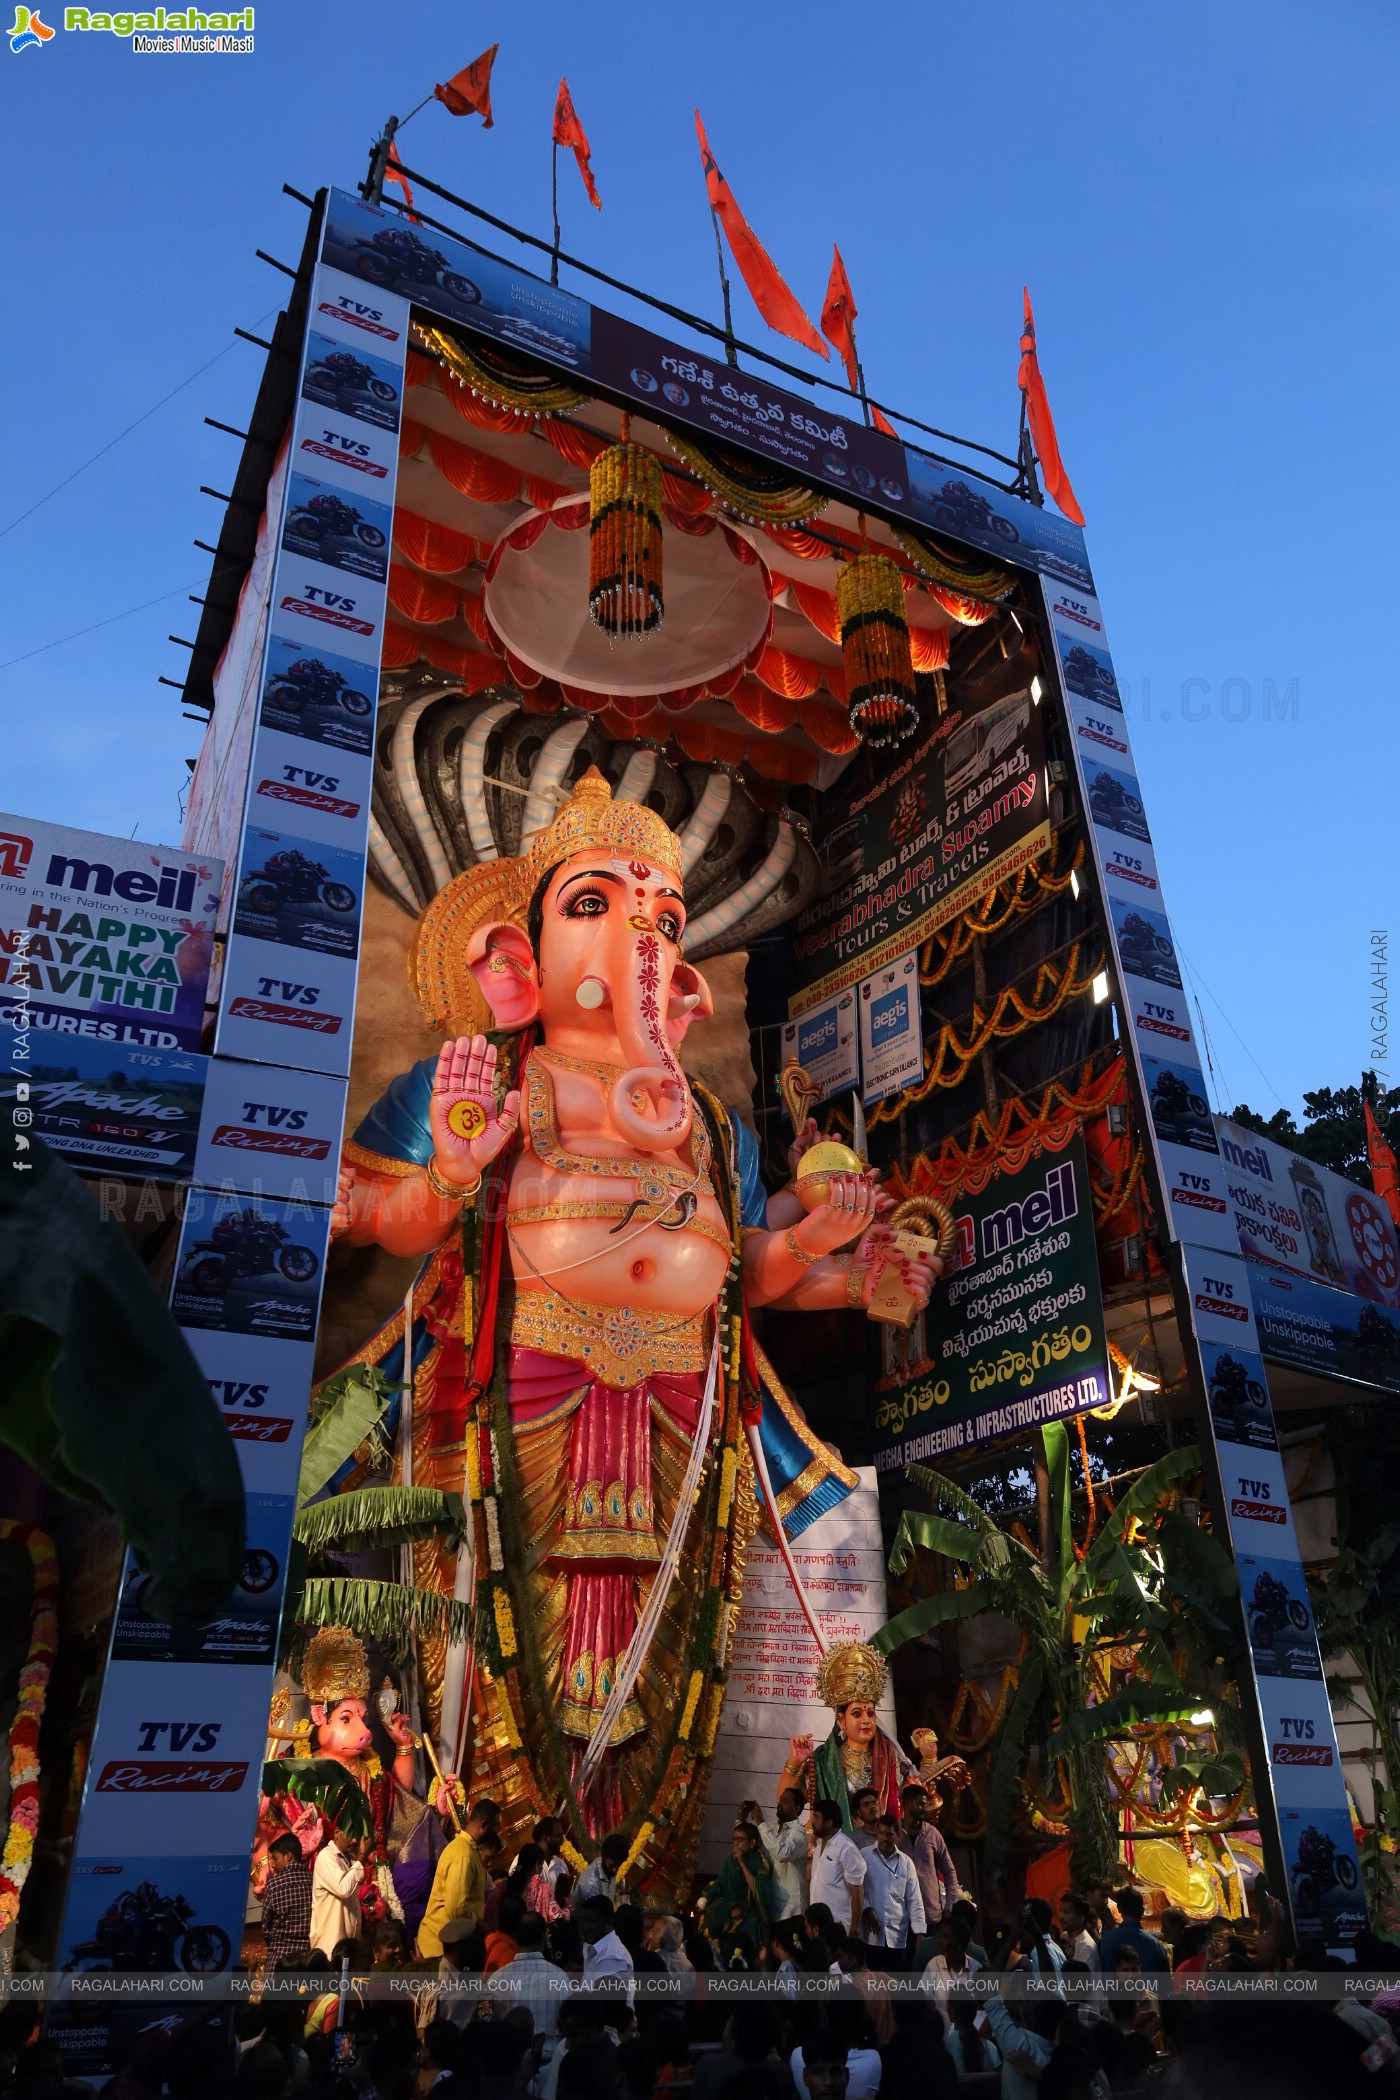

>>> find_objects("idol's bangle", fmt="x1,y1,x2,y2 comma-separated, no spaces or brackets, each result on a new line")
425,1153,481,1206
784,1226,822,1268
845,1262,869,1311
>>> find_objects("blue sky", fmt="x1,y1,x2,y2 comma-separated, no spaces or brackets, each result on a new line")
4,0,1395,1118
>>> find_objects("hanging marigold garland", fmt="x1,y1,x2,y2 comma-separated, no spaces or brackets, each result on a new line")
0,1522,59,1936
837,552,920,746
881,1053,1126,1202
862,940,1105,1123
662,429,826,527
889,522,1016,600
588,428,664,637
918,837,1086,989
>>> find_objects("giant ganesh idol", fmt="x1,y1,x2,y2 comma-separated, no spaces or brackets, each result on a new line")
331,769,942,1890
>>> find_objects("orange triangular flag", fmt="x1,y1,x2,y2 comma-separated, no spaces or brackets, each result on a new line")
1018,289,1084,526
1365,1100,1400,1230
821,245,860,392
553,77,600,209
383,140,420,222
822,246,899,438
436,43,497,126
695,112,828,362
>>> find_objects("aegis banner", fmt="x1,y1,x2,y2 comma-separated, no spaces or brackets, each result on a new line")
788,686,1049,1013
0,813,222,1052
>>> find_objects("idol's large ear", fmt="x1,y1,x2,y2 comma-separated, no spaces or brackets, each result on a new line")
466,922,541,1030
667,961,714,1046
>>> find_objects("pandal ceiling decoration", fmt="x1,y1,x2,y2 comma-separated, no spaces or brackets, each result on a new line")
366,324,1019,954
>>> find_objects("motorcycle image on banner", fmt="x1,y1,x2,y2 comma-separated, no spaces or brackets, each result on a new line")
233,829,362,959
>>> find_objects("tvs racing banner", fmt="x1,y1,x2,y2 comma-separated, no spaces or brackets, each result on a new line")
787,687,1049,1015
872,1125,1110,1465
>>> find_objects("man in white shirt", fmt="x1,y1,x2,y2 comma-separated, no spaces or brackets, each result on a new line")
744,1790,809,1922
860,1815,925,1963
489,1912,570,2055
578,1894,635,1994
310,1828,365,1956
1056,1890,1100,1970
807,1798,867,1938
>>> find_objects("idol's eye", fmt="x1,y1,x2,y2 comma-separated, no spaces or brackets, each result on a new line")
562,887,608,918
656,911,683,943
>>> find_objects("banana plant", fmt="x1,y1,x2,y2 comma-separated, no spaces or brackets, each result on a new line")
874,1426,1243,1883
279,1363,475,1669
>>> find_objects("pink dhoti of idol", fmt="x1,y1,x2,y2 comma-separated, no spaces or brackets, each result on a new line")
507,1344,707,1758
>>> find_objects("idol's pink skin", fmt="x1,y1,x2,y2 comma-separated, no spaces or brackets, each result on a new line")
311,1696,416,1794
786,1697,878,1776
333,850,942,1316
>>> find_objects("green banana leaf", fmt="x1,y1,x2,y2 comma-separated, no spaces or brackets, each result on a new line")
294,1486,467,1557
872,1579,996,1656
1042,1422,1076,1599
888,1509,994,1579
297,1575,476,1661
1046,1685,1201,1755
298,1363,401,1504
1084,1445,1203,1574
261,1757,374,1839
0,1139,243,1624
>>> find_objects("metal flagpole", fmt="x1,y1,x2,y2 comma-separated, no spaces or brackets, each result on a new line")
845,309,873,428
708,204,739,366
551,142,561,287
363,94,438,204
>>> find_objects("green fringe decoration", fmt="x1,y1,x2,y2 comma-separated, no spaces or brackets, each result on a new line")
297,1575,477,1666
294,1485,466,1557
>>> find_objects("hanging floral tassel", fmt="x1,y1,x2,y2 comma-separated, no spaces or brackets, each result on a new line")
588,423,663,638
837,551,919,745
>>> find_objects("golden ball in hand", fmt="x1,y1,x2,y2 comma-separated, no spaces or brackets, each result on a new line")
794,1140,866,1210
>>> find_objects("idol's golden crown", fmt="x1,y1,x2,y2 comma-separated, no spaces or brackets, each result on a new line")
816,1638,889,1712
411,767,683,1035
302,1625,370,1708
524,766,681,886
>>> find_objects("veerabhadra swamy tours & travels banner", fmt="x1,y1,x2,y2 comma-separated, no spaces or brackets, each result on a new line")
788,683,1049,1014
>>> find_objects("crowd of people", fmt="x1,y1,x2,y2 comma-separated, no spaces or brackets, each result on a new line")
6,1786,1400,2100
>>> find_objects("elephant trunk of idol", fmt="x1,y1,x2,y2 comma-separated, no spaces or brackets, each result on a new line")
606,930,693,1154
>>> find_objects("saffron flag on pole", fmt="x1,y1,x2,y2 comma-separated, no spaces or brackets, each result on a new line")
1018,288,1084,525
1365,1099,1400,1230
384,140,419,220
553,77,601,209
435,44,498,126
820,244,897,435
695,111,828,361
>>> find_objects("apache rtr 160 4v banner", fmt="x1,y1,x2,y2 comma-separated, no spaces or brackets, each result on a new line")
788,685,1050,1015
